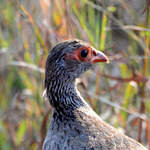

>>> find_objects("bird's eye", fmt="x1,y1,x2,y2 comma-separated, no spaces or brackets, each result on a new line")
80,49,88,58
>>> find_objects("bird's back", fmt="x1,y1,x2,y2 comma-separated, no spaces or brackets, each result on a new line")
42,105,146,150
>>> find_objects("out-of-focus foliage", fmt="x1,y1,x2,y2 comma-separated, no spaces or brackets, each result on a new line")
0,0,150,150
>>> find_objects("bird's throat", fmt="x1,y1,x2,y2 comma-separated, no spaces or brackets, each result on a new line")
46,77,85,117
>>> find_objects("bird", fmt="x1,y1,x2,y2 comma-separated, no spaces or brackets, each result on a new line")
42,39,147,150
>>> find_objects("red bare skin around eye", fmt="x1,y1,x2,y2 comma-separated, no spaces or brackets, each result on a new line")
65,46,92,62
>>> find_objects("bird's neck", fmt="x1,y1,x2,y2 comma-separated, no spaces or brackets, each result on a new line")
46,75,86,118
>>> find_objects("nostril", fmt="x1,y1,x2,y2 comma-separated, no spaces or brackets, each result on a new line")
93,50,97,56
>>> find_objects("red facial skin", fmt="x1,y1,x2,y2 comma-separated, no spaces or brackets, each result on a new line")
65,46,109,64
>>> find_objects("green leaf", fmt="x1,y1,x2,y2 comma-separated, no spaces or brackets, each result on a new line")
124,81,137,107
107,6,116,12
100,14,107,50
15,120,27,146
120,64,131,78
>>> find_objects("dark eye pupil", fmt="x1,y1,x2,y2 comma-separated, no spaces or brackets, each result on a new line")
80,49,88,58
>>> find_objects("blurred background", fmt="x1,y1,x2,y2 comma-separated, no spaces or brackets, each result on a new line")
0,0,150,149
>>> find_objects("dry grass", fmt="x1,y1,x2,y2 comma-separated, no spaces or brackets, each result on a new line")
0,0,150,149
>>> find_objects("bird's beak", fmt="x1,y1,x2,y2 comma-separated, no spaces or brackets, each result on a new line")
90,49,109,64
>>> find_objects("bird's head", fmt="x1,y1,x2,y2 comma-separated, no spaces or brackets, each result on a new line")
45,40,108,87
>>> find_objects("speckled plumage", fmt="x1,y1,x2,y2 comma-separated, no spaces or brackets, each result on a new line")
42,40,147,150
